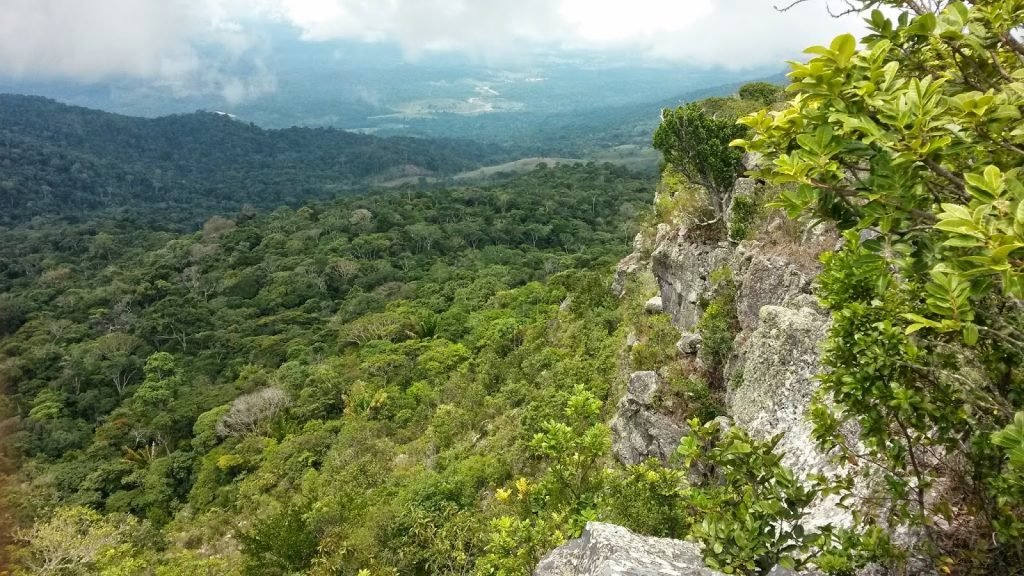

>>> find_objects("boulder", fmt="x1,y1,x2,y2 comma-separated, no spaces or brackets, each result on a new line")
741,151,763,171
626,331,641,349
612,251,646,298
611,372,684,465
644,296,664,314
676,332,702,355
534,522,724,576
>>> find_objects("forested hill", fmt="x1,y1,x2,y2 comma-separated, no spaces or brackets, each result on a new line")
0,94,512,227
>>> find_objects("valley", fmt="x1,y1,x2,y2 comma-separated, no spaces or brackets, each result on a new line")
1,2,1022,576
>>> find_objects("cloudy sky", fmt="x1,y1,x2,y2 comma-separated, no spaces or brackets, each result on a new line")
0,0,864,100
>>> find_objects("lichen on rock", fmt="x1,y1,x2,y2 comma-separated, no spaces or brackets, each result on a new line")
533,522,725,576
610,371,684,465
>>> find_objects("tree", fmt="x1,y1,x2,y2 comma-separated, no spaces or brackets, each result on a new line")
653,103,748,221
738,81,783,106
12,506,144,575
216,387,291,438
734,1,1023,570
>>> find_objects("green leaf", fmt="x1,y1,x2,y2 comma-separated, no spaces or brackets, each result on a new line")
962,323,979,346
830,34,857,66
907,13,937,35
990,243,1024,262
901,313,940,328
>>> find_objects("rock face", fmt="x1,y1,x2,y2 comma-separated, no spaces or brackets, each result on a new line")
611,372,684,465
728,305,848,528
534,522,724,576
651,229,732,332
733,254,813,333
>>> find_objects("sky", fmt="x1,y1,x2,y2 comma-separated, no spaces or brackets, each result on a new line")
0,0,865,102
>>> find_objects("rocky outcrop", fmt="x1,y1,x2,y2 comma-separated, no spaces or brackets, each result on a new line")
611,372,684,465
534,522,724,576
612,250,646,298
728,305,848,528
733,252,813,333
651,229,732,332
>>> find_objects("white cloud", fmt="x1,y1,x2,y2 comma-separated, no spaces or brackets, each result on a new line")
0,0,277,102
273,0,865,67
0,0,867,98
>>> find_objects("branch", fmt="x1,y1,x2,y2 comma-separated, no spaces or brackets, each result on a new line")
921,158,967,195
988,49,1014,83
774,0,862,16
809,179,938,223
1001,32,1024,59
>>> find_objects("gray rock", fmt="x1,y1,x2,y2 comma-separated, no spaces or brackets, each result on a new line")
651,228,733,332
644,296,664,314
734,254,812,333
611,372,684,465
676,332,702,355
534,522,724,576
626,331,641,349
612,251,646,298
741,151,763,172
728,305,848,529
732,177,758,200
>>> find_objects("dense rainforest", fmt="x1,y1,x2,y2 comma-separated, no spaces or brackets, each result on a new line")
0,162,666,574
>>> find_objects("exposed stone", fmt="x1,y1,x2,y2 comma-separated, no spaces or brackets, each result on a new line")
676,332,702,355
612,252,645,298
560,297,572,312
644,296,664,314
734,254,812,333
651,228,732,332
626,331,641,349
533,522,724,576
728,305,847,529
611,372,684,465
741,151,763,171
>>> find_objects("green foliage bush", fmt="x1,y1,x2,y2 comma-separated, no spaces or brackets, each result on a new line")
734,1,1024,570
654,103,748,220
737,82,783,107
696,268,739,387
727,193,762,242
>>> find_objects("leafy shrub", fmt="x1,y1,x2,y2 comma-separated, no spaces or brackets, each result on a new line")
696,269,739,387
602,460,691,539
735,2,1024,570
677,420,862,575
737,82,783,107
728,193,762,242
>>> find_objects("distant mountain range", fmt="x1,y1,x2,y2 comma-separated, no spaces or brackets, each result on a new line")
0,94,514,227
